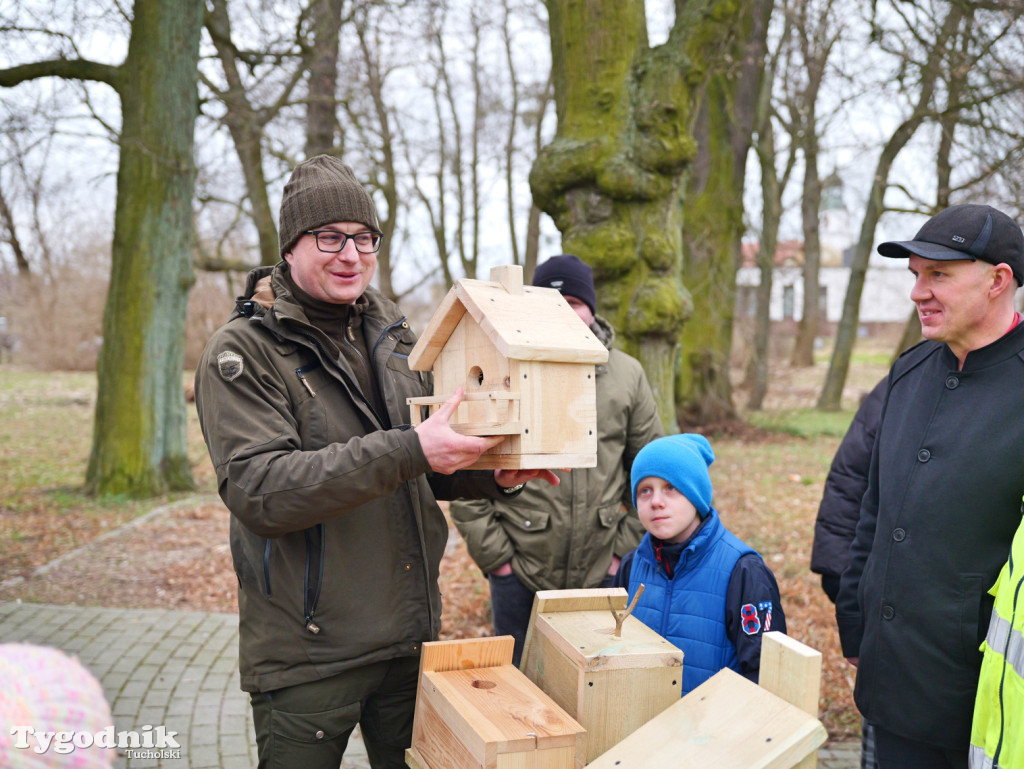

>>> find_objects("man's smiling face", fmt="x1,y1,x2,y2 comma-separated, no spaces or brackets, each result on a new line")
908,254,997,359
284,222,378,305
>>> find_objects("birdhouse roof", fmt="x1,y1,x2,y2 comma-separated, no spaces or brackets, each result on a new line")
408,266,610,371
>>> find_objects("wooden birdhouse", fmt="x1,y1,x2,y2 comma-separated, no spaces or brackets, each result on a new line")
406,636,586,769
519,589,685,763
406,265,609,470
585,632,828,769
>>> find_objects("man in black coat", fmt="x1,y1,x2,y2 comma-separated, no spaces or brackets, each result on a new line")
836,204,1024,769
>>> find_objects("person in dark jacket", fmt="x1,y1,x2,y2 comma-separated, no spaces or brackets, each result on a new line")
195,156,557,769
811,377,886,769
811,377,886,603
836,203,1024,769
614,434,786,694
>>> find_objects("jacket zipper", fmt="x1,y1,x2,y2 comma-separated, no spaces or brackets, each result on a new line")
303,526,325,634
372,317,408,363
295,361,321,397
263,539,272,596
288,319,414,634
373,316,442,638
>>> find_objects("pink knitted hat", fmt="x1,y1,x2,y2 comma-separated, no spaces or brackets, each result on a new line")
0,643,114,768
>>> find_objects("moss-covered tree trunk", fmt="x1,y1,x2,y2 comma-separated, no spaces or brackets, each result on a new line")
85,0,204,495
677,0,771,424
531,0,706,433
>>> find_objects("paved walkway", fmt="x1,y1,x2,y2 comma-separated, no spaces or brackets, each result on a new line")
0,602,370,768
0,601,860,768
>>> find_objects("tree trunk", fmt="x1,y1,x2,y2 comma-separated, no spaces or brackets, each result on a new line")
791,137,821,367
746,98,785,410
532,0,695,433
354,10,398,300
787,0,835,368
305,0,343,157
85,0,204,495
523,77,552,284
893,306,922,364
205,0,279,267
0,179,31,275
676,0,772,425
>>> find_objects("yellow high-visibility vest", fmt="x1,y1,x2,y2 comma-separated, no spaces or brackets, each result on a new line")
970,509,1024,769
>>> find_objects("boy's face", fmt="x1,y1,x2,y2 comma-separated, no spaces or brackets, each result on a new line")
635,476,701,544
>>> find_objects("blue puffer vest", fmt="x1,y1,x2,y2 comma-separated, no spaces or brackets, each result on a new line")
628,509,754,695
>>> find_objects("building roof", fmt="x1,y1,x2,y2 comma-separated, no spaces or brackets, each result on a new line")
740,239,805,268
408,266,609,371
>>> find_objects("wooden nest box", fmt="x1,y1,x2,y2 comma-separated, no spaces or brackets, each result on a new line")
406,636,586,769
407,265,609,470
586,631,828,768
519,588,685,763
521,589,828,769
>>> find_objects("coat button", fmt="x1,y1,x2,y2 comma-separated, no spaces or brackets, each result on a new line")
917,449,931,462
893,528,906,542
315,730,325,740
945,375,959,389
882,605,895,620
524,520,532,528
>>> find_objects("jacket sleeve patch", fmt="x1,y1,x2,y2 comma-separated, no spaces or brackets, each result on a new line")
741,601,774,635
217,351,244,382
741,602,770,638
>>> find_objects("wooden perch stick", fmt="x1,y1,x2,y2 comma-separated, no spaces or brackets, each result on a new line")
609,584,645,638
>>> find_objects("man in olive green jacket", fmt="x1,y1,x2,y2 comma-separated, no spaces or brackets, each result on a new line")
451,254,663,665
195,156,554,769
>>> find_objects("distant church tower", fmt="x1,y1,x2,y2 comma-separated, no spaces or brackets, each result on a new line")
820,170,855,267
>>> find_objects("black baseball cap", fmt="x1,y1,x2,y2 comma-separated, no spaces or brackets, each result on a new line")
877,203,1024,286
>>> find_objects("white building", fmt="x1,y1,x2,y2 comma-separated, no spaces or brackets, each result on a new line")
736,171,915,330
735,263,915,326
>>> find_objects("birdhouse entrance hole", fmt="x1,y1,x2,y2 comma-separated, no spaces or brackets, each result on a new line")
468,366,484,389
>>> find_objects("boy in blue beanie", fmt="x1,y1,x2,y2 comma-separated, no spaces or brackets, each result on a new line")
614,433,786,695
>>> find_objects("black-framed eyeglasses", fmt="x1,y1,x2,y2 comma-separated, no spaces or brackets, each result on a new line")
305,230,383,254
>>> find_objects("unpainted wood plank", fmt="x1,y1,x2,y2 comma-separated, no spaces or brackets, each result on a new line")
491,264,525,294
758,632,822,716
405,747,428,769
425,666,584,751
522,627,583,722
578,666,682,762
411,689,488,769
758,632,823,769
408,288,466,371
514,360,596,456
420,636,516,673
456,281,608,364
540,611,684,671
496,745,579,769
467,453,597,471
533,589,630,614
520,589,627,674
585,669,827,769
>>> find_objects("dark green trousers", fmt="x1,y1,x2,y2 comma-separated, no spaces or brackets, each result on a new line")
250,656,420,769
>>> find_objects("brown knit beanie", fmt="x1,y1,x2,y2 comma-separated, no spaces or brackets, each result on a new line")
279,155,380,256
